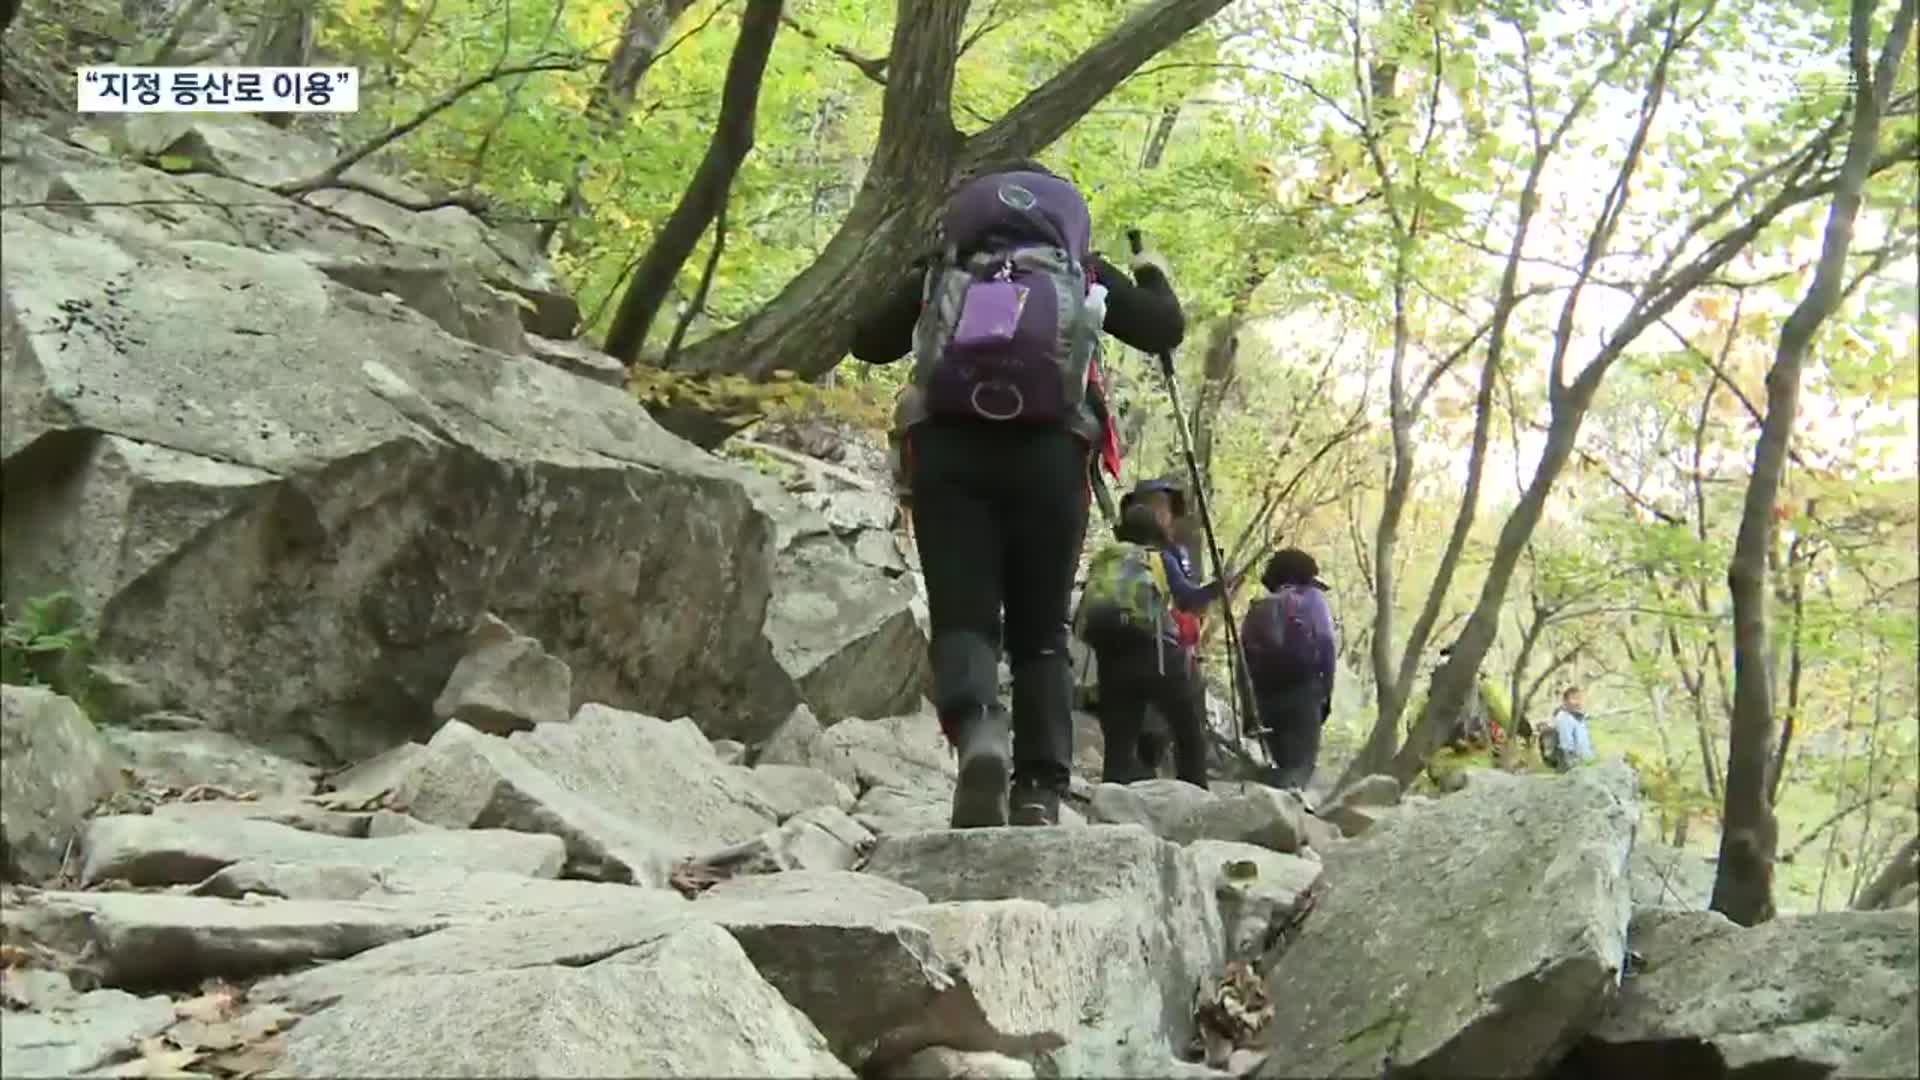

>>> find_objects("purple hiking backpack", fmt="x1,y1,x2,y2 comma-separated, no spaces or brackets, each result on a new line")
909,170,1101,423
1242,585,1331,682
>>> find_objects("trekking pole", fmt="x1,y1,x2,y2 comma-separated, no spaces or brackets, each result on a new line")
1127,229,1268,759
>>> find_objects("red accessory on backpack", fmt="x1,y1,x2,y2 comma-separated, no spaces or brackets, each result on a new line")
1088,356,1123,481
1173,610,1201,649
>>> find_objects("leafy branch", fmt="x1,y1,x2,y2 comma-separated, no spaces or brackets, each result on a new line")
269,54,600,198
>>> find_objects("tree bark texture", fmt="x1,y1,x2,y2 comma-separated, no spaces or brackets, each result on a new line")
604,0,784,361
1853,833,1919,911
1381,0,1916,790
1712,0,1914,928
645,0,1235,445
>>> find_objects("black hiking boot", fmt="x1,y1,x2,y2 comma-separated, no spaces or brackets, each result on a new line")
1008,775,1063,827
949,707,1011,829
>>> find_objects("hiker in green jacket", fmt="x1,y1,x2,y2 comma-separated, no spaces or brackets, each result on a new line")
1077,502,1240,787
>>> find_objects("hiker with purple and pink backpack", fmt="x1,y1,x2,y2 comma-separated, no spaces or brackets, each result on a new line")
849,159,1187,829
1240,548,1338,791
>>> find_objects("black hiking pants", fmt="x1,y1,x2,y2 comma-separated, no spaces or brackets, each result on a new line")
1093,634,1209,787
907,419,1090,792
1138,708,1170,775
1256,676,1330,790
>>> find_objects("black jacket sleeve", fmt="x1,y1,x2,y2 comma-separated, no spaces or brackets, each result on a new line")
1089,254,1185,355
847,251,1188,363
848,268,925,364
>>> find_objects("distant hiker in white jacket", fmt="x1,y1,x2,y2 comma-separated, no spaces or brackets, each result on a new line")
1545,686,1595,771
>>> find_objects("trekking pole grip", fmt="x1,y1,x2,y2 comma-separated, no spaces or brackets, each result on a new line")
1126,229,1144,255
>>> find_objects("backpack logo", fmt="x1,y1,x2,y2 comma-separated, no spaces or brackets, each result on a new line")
997,183,1038,210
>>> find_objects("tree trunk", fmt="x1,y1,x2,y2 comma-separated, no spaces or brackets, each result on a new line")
246,0,315,66
1850,652,1890,905
1387,377,1600,784
1353,308,1415,777
1189,259,1264,496
1139,101,1180,168
1854,833,1920,911
1381,0,1905,789
247,0,316,128
542,0,699,250
1506,598,1550,739
1815,663,1863,911
1712,0,1911,928
648,0,1236,446
1767,521,1814,802
1343,36,1565,785
1,0,18,38
604,0,784,362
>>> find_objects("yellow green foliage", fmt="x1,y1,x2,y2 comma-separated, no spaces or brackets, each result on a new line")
627,366,895,436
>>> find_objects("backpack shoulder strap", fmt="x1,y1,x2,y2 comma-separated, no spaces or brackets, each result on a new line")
1146,546,1171,599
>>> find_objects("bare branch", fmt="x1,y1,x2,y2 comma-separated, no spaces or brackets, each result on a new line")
781,13,888,84
965,0,1233,166
147,0,219,64
468,0,571,186
606,0,782,363
959,0,1011,59
272,56,598,196
293,175,498,216
664,199,728,366
1545,1,1692,395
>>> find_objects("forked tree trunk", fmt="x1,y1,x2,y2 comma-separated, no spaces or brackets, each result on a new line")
541,0,699,250
1385,0,1914,789
1713,0,1914,928
603,0,784,360
1854,833,1920,911
632,0,1236,446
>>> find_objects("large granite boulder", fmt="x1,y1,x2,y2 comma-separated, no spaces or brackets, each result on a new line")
1,685,127,881
392,709,779,886
0,117,927,765
1560,909,1920,1079
1257,764,1639,1078
864,825,1225,1076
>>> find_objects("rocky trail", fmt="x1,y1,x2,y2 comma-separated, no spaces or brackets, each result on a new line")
2,109,1915,1078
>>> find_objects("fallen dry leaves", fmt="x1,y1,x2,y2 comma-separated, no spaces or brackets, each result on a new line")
90,777,259,819
1,966,37,1010
100,1037,202,1078
98,982,294,1078
1189,872,1334,1076
668,858,733,898
1192,960,1274,1073
306,787,403,813
0,942,44,971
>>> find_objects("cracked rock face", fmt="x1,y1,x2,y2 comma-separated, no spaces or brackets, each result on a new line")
1,685,128,882
1,118,926,763
1256,765,1639,1078
1558,908,1920,1080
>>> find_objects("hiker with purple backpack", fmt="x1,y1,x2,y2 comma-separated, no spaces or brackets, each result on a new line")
1240,548,1338,790
849,159,1187,828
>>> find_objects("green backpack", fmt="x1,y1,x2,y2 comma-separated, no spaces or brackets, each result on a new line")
1076,542,1173,646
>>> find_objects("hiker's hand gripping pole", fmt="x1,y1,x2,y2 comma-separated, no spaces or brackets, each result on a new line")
1127,230,1268,756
